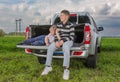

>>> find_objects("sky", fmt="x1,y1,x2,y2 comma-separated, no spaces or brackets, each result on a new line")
0,0,120,36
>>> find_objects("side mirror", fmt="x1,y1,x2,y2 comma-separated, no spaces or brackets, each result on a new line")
98,27,104,31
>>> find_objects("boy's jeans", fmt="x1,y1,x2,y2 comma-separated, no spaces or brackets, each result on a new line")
23,35,45,46
45,41,73,68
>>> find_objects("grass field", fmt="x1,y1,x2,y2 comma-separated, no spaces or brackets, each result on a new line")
0,36,120,82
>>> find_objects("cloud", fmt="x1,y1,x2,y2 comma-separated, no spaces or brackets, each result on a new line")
0,0,120,36
98,3,111,15
33,12,41,16
65,0,72,4
0,0,24,4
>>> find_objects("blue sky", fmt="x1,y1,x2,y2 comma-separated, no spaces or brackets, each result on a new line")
0,0,120,36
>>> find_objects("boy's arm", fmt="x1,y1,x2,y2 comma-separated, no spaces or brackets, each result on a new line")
56,29,61,40
56,29,64,46
45,35,49,46
69,26,75,41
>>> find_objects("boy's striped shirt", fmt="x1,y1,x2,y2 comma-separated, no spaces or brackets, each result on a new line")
55,21,75,42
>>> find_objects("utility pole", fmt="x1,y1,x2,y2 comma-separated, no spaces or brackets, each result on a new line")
19,19,22,32
15,18,22,35
15,19,18,35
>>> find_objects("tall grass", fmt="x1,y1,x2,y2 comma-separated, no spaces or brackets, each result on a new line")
0,36,120,82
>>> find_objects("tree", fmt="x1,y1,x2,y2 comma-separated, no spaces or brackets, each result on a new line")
0,29,5,37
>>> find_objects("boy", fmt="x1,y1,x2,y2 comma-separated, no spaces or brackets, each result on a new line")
20,25,57,46
45,25,57,46
41,10,75,80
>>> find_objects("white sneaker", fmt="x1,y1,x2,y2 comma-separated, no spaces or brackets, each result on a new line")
41,66,52,75
63,69,70,80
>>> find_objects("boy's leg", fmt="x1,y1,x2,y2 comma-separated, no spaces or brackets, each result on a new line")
62,41,73,68
45,42,57,66
62,41,73,80
41,42,57,75
31,35,45,46
23,35,45,44
31,40,45,46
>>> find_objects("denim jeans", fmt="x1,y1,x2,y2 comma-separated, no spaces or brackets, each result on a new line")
45,41,73,68
23,35,46,46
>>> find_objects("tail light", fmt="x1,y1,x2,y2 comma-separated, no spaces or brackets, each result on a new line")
73,51,83,56
25,26,30,39
25,49,32,54
70,14,77,17
84,25,91,46
25,26,32,53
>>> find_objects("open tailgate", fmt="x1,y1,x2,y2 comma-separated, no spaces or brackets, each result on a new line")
17,43,84,51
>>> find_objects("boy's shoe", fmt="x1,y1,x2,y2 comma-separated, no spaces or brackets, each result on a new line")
63,69,70,80
41,66,52,75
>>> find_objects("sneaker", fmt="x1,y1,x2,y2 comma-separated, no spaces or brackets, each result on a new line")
63,69,70,80
41,66,52,75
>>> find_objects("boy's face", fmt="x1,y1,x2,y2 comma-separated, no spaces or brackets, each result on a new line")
60,13,69,23
49,28,55,35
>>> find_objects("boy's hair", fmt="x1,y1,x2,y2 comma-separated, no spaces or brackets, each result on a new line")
50,25,57,31
61,10,70,16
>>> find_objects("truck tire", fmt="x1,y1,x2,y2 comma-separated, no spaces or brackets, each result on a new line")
37,57,46,64
98,41,101,53
85,45,98,68
98,46,101,53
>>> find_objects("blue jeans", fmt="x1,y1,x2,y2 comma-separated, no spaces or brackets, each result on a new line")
23,35,46,46
45,41,73,68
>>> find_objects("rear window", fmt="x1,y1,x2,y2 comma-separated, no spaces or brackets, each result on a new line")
53,15,90,24
78,16,90,24
54,16,77,24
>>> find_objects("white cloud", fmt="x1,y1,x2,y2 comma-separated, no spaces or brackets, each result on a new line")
65,0,72,4
0,0,120,36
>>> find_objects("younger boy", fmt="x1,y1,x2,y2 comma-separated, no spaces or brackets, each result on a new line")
20,25,57,46
45,25,57,46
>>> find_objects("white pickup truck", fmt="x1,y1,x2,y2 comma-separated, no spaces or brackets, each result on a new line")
17,12,103,68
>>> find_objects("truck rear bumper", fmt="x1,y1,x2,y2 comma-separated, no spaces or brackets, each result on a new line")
32,50,88,58
17,44,88,58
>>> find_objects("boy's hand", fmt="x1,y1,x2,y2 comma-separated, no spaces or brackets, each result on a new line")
59,40,64,46
46,43,49,46
55,41,61,48
56,29,60,32
55,40,64,48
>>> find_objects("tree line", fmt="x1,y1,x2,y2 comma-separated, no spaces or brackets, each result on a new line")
0,29,25,37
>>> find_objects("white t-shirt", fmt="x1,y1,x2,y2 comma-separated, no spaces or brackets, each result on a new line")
46,33,55,44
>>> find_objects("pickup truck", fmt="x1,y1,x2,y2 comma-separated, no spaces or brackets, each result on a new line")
17,12,103,68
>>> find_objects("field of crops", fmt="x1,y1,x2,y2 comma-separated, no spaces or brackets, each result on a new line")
0,36,120,82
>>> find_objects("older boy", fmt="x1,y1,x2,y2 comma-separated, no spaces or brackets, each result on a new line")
41,10,75,80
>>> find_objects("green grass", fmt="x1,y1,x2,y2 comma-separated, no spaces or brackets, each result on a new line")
0,36,120,82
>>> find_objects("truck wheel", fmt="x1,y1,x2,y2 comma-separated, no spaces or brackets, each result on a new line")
85,45,98,68
85,55,97,68
98,41,101,53
98,46,101,53
37,57,46,64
